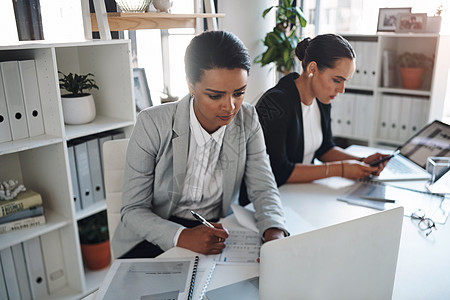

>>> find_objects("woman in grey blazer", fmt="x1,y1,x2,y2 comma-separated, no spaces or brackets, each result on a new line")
112,30,288,259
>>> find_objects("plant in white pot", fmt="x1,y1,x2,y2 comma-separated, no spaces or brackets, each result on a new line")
59,72,99,125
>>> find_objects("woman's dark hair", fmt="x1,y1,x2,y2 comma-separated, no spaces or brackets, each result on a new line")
184,30,251,85
295,34,355,71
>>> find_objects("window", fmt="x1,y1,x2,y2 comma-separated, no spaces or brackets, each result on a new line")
134,1,196,105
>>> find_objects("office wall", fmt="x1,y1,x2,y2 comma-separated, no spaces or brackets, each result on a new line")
218,0,277,105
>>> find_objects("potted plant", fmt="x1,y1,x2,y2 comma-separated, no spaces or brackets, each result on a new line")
59,71,99,125
254,0,307,75
78,210,111,270
398,52,434,89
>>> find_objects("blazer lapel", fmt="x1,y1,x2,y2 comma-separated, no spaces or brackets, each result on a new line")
221,119,240,214
170,96,190,207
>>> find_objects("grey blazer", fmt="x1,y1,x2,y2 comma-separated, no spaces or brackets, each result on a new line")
112,95,287,258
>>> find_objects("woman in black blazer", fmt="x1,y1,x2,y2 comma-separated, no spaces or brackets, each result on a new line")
255,34,390,186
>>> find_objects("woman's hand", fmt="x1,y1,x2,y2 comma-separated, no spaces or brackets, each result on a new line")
263,228,286,242
177,223,229,255
341,160,378,180
362,152,392,175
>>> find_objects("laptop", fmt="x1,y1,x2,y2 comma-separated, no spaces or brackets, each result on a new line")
259,207,404,300
206,207,404,300
376,120,450,181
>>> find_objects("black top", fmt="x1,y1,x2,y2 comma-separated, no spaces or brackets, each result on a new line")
255,72,335,186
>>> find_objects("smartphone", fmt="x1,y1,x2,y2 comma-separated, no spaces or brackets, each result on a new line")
369,150,400,167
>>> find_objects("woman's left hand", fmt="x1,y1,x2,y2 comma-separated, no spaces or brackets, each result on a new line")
263,228,285,243
362,152,391,176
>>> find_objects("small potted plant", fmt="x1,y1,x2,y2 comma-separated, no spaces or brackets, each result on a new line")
59,71,99,125
254,0,307,75
78,210,111,270
398,52,434,89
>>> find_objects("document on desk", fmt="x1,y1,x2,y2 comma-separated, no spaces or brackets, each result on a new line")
338,180,449,224
215,230,261,264
95,257,198,300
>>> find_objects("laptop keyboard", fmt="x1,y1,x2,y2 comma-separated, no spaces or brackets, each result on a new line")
387,157,422,174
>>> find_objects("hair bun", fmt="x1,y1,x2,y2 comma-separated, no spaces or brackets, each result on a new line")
295,37,311,61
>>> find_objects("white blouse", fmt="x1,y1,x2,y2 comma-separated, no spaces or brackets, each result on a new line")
301,99,323,164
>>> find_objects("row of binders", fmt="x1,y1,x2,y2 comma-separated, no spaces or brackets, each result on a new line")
347,41,378,87
377,94,429,142
0,232,67,299
331,92,374,139
0,60,45,143
68,130,125,212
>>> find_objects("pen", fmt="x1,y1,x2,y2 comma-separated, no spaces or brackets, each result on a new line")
190,210,215,228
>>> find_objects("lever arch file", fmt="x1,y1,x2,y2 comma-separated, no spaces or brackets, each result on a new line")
18,60,45,137
0,70,12,143
1,61,29,140
74,140,94,209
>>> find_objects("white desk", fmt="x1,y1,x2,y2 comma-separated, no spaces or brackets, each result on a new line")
162,176,450,300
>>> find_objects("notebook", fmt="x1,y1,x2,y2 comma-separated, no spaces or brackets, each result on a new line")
95,256,200,300
259,207,404,300
375,120,450,181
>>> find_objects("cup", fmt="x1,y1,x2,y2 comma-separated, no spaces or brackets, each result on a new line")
426,156,450,183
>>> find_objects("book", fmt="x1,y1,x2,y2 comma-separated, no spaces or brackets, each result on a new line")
0,204,44,225
0,214,46,234
95,256,200,300
0,189,43,218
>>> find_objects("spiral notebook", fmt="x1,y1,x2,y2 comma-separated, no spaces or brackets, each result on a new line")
191,258,216,300
95,256,201,300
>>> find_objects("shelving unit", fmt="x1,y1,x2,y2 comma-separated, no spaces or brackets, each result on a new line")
90,12,225,31
0,39,135,299
335,33,450,147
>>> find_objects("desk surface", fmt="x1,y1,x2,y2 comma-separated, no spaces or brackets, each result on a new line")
162,157,450,300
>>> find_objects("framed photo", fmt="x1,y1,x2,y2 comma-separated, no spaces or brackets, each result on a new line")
377,7,411,32
396,13,427,33
133,68,153,112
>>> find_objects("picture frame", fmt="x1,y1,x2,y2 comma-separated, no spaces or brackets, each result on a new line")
377,7,411,32
133,68,153,112
396,13,427,33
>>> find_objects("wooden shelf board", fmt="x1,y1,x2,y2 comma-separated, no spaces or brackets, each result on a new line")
91,12,225,31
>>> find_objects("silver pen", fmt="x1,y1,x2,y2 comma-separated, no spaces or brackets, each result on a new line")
190,210,214,228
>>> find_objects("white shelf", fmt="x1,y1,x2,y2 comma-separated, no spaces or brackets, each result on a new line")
65,116,134,141
377,87,432,96
0,134,63,156
0,210,70,250
335,33,450,146
76,200,108,221
0,40,135,299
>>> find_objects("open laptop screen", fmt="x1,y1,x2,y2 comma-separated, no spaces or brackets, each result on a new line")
400,120,450,169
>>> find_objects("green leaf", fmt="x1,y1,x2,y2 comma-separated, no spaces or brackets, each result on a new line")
294,7,308,27
265,31,283,46
262,6,275,18
261,47,279,65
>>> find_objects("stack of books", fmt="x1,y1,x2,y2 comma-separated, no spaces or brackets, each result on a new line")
0,190,46,234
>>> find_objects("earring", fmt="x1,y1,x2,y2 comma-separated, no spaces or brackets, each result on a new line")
308,73,313,78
